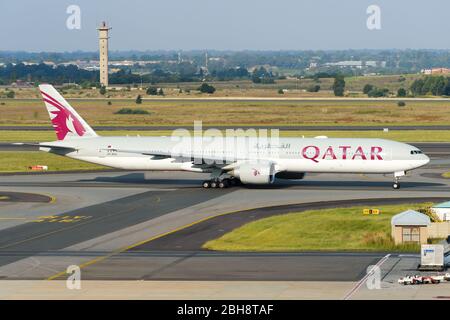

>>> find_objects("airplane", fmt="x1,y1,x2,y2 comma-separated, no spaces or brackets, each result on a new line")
26,84,430,189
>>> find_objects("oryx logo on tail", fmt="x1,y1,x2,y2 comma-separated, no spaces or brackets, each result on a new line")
39,84,97,141
41,90,86,139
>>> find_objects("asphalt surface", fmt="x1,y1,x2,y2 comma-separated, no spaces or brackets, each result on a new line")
78,251,384,281
0,172,446,191
0,143,39,151
0,188,231,267
0,154,448,281
3,125,450,132
0,192,52,203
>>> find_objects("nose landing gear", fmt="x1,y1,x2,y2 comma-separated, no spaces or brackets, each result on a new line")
392,171,406,190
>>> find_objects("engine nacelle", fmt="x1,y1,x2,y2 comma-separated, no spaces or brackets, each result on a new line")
230,162,275,185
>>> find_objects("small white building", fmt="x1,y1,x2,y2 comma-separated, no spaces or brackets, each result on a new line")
431,201,450,221
391,210,431,244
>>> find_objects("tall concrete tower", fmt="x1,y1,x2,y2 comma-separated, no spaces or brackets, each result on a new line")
97,21,111,87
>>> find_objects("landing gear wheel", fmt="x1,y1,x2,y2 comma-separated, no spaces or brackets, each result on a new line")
202,181,211,188
210,181,218,188
218,180,228,189
392,182,400,190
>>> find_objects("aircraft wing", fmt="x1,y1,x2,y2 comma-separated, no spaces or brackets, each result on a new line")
105,148,283,177
103,148,251,165
13,143,77,151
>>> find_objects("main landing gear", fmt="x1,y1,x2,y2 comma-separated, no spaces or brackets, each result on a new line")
202,177,241,189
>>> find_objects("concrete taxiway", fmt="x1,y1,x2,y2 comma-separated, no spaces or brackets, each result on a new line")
0,153,449,298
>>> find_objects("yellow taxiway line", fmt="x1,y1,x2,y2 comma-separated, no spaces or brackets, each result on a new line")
47,207,248,280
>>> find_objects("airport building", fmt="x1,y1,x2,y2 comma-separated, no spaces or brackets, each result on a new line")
391,209,450,245
391,210,430,245
431,201,450,221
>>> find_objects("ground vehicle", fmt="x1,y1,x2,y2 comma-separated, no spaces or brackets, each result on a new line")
422,276,440,284
398,274,449,285
398,275,419,285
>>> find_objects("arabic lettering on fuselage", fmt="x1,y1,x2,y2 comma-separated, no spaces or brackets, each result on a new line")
254,143,291,149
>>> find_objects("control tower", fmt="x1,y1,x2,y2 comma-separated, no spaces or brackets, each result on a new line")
97,21,111,87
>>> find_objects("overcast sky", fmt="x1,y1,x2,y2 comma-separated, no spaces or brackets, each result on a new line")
1,0,449,51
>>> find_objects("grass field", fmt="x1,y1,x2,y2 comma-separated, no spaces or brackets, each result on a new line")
1,129,450,143
1,94,449,127
203,203,434,252
0,151,107,173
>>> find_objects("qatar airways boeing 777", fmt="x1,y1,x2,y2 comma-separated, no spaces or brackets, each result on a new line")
25,84,430,189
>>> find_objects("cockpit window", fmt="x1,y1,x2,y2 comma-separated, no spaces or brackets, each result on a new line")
410,150,423,155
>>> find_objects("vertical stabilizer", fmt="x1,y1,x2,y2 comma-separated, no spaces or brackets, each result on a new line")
39,84,97,141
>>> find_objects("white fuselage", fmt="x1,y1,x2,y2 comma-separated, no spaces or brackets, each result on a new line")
41,136,430,175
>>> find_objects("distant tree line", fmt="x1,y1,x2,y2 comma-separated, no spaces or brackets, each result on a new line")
4,50,450,78
0,63,253,86
361,76,450,97
409,76,450,96
0,63,98,85
109,69,198,84
210,67,249,81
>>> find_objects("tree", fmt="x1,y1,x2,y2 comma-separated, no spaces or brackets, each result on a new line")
278,89,284,94
410,79,424,96
99,86,106,95
6,90,15,98
251,67,275,84
307,85,320,92
367,87,389,97
363,84,374,94
135,94,142,104
432,76,446,96
158,88,165,96
333,76,345,97
445,78,450,96
146,86,158,95
198,83,216,94
397,88,407,97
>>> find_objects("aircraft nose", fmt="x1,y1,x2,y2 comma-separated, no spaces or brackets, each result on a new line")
422,154,431,166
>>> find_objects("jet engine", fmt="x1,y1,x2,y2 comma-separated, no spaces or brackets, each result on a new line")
230,162,275,185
